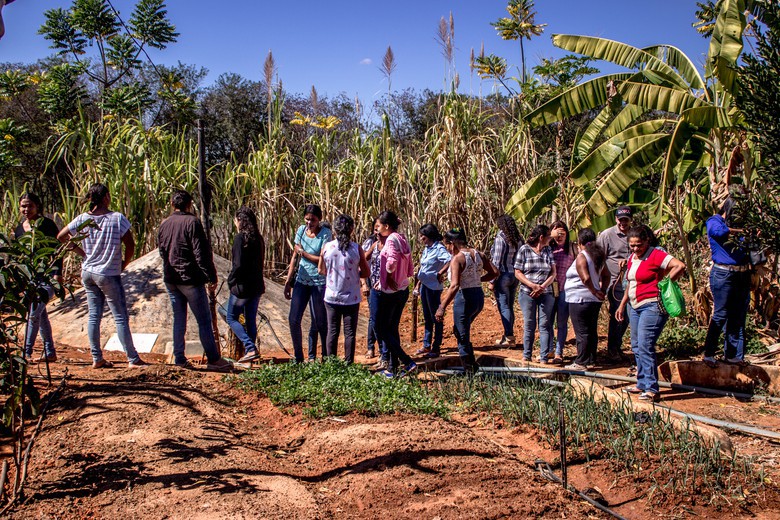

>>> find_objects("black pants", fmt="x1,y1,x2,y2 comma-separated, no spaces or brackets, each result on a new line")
569,301,602,366
325,302,360,363
375,288,411,373
607,285,628,357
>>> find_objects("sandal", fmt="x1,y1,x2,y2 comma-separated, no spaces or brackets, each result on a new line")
552,357,564,364
92,359,114,369
623,386,643,395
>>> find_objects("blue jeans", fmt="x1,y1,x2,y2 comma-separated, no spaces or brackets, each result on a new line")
704,268,750,360
25,285,56,358
628,302,668,393
367,288,387,359
82,271,140,363
518,291,555,362
550,289,570,356
288,282,327,362
375,288,411,373
420,284,444,352
453,287,484,357
226,293,261,354
165,283,222,364
493,272,518,338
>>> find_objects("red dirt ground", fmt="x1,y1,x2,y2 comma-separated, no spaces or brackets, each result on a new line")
4,294,780,519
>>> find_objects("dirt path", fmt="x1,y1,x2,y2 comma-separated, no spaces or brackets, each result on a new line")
9,360,606,520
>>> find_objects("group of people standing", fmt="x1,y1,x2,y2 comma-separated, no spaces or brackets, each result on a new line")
13,186,756,397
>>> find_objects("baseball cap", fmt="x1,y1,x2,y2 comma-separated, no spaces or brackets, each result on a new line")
616,206,632,219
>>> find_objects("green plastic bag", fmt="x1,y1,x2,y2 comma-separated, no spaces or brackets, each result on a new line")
658,278,686,318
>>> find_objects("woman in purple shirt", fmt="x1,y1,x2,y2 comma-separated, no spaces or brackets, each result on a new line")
549,221,575,363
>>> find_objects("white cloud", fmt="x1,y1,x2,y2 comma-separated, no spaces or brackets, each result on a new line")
359,58,372,65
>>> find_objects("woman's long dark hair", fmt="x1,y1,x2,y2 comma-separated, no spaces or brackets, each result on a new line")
526,224,550,247
333,214,355,253
496,214,522,247
419,223,443,242
378,210,401,231
235,206,259,246
86,183,109,211
578,228,605,270
303,204,323,220
550,220,570,254
443,227,468,246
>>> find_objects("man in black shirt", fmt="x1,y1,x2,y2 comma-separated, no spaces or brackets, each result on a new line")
158,189,230,371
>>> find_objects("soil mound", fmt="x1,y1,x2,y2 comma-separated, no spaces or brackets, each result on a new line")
47,251,303,356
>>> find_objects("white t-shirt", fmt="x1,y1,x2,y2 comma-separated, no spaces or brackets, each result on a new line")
68,211,131,276
322,239,363,306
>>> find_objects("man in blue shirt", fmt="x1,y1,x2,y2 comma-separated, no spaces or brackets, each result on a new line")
703,198,751,366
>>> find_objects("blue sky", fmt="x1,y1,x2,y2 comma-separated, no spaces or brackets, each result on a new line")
1,1,710,104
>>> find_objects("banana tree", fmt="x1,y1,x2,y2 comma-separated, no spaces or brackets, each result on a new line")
507,0,762,292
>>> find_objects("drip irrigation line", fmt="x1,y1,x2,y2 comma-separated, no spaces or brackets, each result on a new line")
535,460,629,520
466,366,780,404
440,367,780,442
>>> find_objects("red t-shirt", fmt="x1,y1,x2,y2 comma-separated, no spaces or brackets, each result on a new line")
626,247,672,308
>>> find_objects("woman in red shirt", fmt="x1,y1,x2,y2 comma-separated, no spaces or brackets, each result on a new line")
616,226,685,401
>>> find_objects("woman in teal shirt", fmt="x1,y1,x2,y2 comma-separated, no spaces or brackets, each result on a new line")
285,204,333,362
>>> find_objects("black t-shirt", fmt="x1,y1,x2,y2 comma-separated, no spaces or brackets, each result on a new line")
227,232,265,298
14,217,63,275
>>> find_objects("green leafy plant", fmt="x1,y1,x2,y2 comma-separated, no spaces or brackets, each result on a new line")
228,358,447,419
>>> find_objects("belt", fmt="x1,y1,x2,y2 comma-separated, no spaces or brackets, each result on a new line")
713,263,751,272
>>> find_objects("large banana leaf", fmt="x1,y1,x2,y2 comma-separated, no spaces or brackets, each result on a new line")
553,35,689,90
620,82,704,114
680,105,732,128
602,104,645,140
569,127,665,186
571,126,667,186
576,105,613,159
584,135,671,216
707,0,746,95
643,45,705,90
589,187,659,231
660,121,695,208
525,73,634,127
676,133,707,185
506,183,559,223
505,172,557,219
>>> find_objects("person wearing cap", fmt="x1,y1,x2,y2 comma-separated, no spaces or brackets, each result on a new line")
597,205,633,363
702,198,751,366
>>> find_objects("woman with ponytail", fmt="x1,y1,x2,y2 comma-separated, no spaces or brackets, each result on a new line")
318,214,370,363
227,207,266,363
490,214,523,347
436,228,499,373
58,183,146,368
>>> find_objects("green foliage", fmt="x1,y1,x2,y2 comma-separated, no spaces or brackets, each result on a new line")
229,358,447,419
657,323,707,360
429,376,763,505
736,0,780,256
37,63,88,121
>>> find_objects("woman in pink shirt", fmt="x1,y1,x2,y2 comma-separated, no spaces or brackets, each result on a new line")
374,210,417,378
616,226,685,402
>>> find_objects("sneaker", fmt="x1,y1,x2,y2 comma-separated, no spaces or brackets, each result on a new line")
423,351,441,359
373,359,388,370
415,347,431,355
638,391,660,402
565,363,587,371
128,359,149,368
378,370,394,379
725,357,749,367
400,362,418,377
207,358,233,372
92,359,114,369
238,350,261,363
175,360,196,370
623,386,643,395
495,336,516,347
702,356,718,368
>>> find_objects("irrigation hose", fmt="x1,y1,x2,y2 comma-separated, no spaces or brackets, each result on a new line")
441,367,780,442
535,460,629,520
466,365,780,404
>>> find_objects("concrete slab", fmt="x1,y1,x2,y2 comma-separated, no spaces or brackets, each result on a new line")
105,333,158,353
